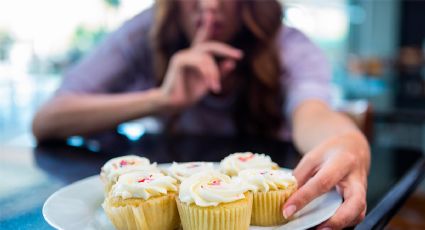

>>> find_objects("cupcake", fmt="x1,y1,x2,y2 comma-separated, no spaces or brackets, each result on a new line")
102,171,180,230
164,162,215,183
220,152,279,176
176,171,253,230
236,169,297,226
100,155,158,194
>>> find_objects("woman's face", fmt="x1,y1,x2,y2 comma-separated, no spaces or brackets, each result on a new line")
177,0,242,43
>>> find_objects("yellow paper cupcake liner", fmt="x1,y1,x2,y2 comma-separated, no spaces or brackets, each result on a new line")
176,192,253,230
251,184,297,226
103,193,180,230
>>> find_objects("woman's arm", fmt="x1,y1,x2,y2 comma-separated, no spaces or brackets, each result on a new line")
283,99,370,229
292,99,361,153
33,40,242,142
32,89,167,141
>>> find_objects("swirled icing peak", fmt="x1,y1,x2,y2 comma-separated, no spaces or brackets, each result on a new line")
220,152,278,176
235,169,297,192
111,171,177,200
101,155,158,183
178,171,251,207
165,162,215,182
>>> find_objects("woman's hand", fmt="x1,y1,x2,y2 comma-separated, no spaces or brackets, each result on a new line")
160,12,242,111
283,131,370,230
160,42,242,111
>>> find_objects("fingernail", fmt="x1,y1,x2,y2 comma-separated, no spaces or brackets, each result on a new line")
283,205,296,219
319,227,332,230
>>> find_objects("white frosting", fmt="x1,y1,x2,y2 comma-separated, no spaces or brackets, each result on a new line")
165,162,215,182
236,169,297,192
111,171,178,200
219,152,278,176
101,155,158,183
179,171,251,207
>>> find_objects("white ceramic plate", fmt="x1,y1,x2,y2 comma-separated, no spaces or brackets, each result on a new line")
43,165,342,230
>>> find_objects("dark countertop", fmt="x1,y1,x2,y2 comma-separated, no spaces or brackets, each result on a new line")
0,133,424,229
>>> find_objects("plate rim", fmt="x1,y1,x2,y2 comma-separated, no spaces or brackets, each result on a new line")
42,174,100,230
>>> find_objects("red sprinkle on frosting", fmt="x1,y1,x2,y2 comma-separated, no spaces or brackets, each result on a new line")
119,159,136,168
208,179,221,186
137,174,153,183
238,154,254,162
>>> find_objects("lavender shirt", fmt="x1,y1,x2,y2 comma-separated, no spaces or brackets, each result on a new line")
58,8,332,139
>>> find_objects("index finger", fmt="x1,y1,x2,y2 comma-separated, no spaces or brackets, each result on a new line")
192,12,214,45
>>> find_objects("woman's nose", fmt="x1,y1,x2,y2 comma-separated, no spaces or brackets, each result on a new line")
199,0,220,12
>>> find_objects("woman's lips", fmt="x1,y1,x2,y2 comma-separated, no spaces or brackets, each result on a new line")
195,14,224,40
209,25,223,39
195,22,223,40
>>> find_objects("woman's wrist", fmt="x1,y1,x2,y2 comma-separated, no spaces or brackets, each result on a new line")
141,88,170,113
146,87,185,115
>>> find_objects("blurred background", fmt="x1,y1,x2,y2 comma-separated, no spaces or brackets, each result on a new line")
0,0,424,151
1,1,425,229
